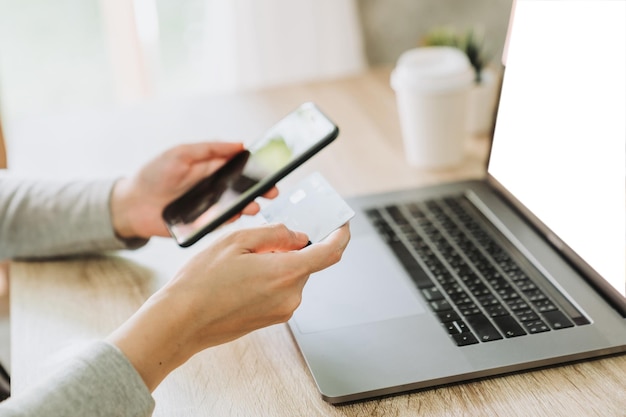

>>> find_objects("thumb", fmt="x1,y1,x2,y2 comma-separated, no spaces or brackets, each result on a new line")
237,224,309,254
179,141,245,163
176,142,246,188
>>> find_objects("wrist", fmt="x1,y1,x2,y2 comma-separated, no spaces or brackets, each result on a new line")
110,178,140,239
107,289,195,391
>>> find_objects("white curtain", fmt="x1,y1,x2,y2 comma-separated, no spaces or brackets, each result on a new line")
201,0,366,92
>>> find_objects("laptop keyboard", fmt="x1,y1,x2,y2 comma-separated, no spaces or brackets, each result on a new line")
365,195,589,347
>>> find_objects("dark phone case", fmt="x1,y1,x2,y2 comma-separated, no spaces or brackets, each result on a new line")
163,105,339,247
162,150,251,225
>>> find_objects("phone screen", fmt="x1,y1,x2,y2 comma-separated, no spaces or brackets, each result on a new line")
162,102,339,246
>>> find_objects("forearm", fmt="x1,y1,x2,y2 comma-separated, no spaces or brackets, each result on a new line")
0,178,147,260
0,341,155,417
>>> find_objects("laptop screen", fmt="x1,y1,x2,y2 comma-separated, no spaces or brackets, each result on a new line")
488,0,626,297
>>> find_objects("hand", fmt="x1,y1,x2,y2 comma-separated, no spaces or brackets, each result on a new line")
107,222,351,391
110,142,278,239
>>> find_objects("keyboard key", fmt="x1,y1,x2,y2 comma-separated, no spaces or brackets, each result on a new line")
493,315,527,338
533,299,558,313
516,279,537,292
454,320,470,333
421,286,444,301
485,303,509,317
452,332,479,346
515,309,539,322
506,298,529,311
465,314,503,342
430,299,452,312
448,291,472,305
441,283,464,294
498,291,520,301
525,289,548,302
385,205,409,225
432,272,456,286
459,304,482,316
444,322,459,334
542,310,574,330
524,320,550,334
573,315,591,326
476,294,500,306
468,283,491,297
437,310,460,322
443,320,470,335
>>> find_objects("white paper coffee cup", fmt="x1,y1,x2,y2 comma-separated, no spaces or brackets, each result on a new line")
391,47,474,168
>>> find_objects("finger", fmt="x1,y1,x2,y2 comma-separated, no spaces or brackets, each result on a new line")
226,187,279,215
291,223,351,273
178,142,245,163
225,213,243,224
260,186,279,200
240,201,261,216
234,224,309,254
225,201,262,222
181,142,245,183
187,158,230,184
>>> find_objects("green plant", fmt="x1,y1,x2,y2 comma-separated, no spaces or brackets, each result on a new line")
422,27,490,84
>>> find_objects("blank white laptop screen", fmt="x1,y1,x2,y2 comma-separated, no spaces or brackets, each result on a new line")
489,0,626,296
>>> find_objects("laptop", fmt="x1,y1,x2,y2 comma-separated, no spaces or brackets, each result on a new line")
288,0,626,404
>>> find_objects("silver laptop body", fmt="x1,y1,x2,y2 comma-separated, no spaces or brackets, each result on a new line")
289,0,626,403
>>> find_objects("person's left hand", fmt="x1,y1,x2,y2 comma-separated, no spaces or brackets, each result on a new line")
110,142,278,239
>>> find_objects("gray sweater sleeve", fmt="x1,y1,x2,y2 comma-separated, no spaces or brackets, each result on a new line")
0,178,147,260
0,341,156,417
0,178,156,415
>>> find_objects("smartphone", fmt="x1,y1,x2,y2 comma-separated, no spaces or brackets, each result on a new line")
162,102,339,247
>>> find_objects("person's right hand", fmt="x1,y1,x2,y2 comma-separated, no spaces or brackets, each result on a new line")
107,222,351,391
111,142,278,240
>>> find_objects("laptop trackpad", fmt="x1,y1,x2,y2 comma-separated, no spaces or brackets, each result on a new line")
293,234,427,334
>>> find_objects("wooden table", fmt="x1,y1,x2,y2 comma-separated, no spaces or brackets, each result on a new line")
7,68,626,416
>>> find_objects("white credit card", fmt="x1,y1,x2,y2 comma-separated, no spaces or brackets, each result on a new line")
260,172,355,243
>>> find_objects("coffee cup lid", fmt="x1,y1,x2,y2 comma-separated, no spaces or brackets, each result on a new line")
391,46,474,92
